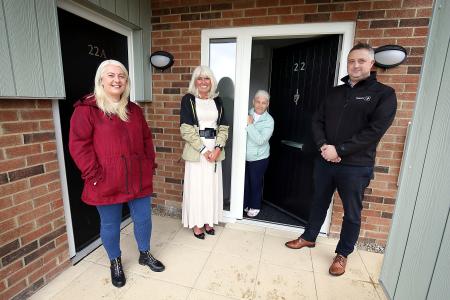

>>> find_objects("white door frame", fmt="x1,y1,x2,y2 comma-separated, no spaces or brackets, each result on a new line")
54,0,135,260
201,22,355,234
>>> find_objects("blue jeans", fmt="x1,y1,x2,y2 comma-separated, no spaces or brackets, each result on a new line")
244,158,270,210
301,158,373,257
96,196,152,260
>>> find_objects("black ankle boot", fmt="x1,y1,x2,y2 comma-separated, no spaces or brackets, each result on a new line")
110,257,126,287
139,250,165,272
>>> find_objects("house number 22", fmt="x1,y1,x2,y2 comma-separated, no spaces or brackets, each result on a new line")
293,62,306,71
88,44,107,58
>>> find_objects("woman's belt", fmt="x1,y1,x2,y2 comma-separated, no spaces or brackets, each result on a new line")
199,128,216,139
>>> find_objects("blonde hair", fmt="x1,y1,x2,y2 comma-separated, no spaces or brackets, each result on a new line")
187,66,219,99
94,60,130,121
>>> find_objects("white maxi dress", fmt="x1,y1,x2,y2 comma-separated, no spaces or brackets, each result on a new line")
182,97,223,228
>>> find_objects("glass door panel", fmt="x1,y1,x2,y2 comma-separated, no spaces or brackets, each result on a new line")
209,39,237,212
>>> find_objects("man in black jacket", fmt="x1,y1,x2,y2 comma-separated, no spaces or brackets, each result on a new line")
285,43,397,276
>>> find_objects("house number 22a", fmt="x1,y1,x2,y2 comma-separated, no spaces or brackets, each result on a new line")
88,44,107,58
293,62,306,72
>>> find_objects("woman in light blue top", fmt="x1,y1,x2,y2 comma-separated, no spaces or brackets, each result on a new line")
244,90,274,217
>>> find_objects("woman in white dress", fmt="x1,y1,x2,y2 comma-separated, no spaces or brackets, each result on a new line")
179,66,229,239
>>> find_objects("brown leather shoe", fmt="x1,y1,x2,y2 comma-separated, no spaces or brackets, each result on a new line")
285,238,315,249
329,254,347,276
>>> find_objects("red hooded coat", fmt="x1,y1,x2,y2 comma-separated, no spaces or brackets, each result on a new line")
69,94,156,205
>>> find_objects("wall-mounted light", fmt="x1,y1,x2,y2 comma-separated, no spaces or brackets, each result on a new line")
374,45,407,69
149,51,174,70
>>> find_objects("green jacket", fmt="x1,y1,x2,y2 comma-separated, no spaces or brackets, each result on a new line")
180,93,229,162
246,108,274,161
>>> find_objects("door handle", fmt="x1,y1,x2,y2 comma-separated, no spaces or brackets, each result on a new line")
281,140,303,150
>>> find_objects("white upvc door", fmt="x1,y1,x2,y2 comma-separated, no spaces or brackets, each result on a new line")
201,22,355,234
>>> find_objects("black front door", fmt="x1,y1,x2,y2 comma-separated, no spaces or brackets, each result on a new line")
264,35,340,224
57,8,129,253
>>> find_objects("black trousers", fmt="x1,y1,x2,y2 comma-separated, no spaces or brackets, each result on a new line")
244,158,269,210
301,158,373,257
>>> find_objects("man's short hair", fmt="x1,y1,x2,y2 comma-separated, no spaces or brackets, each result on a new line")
349,43,374,60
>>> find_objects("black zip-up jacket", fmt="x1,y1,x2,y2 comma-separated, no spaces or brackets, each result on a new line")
312,72,397,166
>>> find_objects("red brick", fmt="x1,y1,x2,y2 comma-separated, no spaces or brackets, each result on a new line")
0,260,23,284
383,28,413,37
12,185,48,205
211,3,232,11
39,120,54,131
402,0,433,8
357,10,385,19
0,201,34,221
305,13,330,22
373,0,402,9
344,1,372,11
268,6,291,15
0,100,36,109
20,110,52,121
0,111,18,121
366,232,389,239
279,15,304,23
1,279,27,300
233,0,255,9
160,15,181,23
356,29,383,38
416,8,432,17
399,18,429,27
318,3,344,12
9,166,43,183
29,260,56,284
256,0,280,7
396,37,426,46
222,10,244,18
4,144,41,159
244,8,268,17
18,205,51,226
0,134,23,148
158,30,180,38
32,190,61,208
29,171,60,187
0,158,26,173
42,243,67,265
44,161,58,173
0,195,13,210
362,210,381,217
0,218,18,233
44,260,71,283
369,38,397,47
413,27,428,36
370,19,399,28
292,4,317,14
357,20,370,30
385,9,416,18
7,258,43,287
331,11,357,21
26,152,57,166
1,121,40,134
153,38,172,45
36,209,64,227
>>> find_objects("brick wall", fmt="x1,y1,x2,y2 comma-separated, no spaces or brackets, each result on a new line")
0,100,70,300
148,0,433,246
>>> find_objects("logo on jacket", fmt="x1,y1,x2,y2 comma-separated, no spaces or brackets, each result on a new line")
355,96,371,102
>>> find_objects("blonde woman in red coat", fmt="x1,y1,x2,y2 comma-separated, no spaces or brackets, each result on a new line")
69,60,164,288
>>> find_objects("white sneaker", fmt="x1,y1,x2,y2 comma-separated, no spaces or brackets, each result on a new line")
247,209,260,217
244,207,249,212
